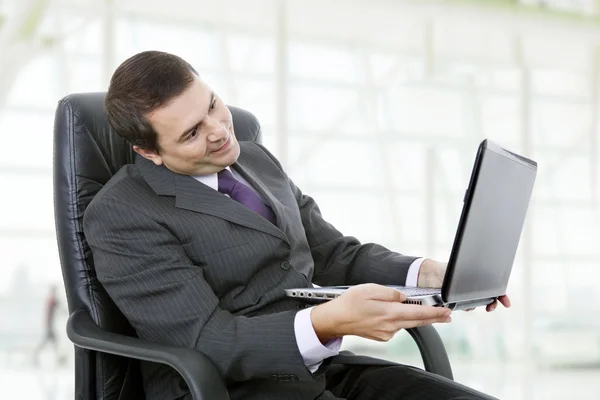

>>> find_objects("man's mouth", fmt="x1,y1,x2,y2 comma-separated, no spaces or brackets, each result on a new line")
212,135,231,154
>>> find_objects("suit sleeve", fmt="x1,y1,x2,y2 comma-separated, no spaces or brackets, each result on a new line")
83,195,316,384
255,144,419,287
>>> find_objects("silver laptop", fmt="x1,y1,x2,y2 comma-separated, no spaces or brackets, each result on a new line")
285,139,537,310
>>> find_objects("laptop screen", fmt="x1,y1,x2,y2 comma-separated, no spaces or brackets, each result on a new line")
443,140,537,303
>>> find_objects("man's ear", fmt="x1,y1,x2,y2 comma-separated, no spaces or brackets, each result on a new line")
133,145,163,166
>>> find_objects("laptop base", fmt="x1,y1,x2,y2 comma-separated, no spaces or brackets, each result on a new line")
284,286,496,311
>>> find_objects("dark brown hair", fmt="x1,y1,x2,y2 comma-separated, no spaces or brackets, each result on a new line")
105,51,198,151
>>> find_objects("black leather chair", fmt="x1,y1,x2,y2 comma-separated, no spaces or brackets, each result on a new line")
53,92,453,400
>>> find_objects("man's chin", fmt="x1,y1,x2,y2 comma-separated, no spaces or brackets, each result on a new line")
226,143,241,163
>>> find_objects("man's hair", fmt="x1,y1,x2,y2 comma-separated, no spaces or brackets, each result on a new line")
105,51,198,151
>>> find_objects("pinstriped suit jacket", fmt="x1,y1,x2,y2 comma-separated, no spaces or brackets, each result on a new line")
83,141,418,400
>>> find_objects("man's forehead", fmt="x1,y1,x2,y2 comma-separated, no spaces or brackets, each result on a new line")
147,79,211,129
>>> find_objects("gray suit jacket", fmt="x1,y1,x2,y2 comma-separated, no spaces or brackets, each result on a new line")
83,141,418,400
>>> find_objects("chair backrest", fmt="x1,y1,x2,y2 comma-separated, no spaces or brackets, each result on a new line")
53,92,263,400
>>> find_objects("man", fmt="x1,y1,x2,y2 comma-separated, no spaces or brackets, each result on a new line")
84,50,509,400
33,285,62,366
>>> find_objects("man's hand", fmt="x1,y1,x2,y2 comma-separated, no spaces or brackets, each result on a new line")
417,259,447,288
485,295,511,312
418,259,512,313
310,284,452,344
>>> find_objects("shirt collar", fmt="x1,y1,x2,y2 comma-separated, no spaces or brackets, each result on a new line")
192,166,232,191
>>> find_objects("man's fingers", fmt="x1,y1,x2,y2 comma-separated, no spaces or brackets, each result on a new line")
375,286,407,303
354,284,407,303
486,295,511,312
498,295,511,308
486,300,497,312
393,304,451,320
389,289,407,303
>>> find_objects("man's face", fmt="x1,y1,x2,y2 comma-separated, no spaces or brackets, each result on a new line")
135,77,240,176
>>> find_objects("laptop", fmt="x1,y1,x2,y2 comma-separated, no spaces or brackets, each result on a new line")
285,139,538,311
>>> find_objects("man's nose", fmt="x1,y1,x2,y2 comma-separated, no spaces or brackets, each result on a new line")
205,116,227,141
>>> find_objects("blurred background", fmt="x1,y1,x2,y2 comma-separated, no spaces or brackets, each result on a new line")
1,0,600,398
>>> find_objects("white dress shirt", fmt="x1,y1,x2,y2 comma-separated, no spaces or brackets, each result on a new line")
192,168,424,373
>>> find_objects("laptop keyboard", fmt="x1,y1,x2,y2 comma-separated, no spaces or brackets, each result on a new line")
390,286,441,297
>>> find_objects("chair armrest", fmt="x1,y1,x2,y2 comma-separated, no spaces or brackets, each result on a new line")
406,326,453,380
66,310,230,400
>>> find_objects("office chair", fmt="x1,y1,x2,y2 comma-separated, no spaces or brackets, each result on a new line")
53,92,453,400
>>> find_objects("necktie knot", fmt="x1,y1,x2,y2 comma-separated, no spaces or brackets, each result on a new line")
217,168,277,225
217,169,238,195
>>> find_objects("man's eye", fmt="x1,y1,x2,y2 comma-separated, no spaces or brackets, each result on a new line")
189,127,199,140
210,99,217,110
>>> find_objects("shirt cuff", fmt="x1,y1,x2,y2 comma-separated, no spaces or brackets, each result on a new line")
405,257,426,287
294,307,342,373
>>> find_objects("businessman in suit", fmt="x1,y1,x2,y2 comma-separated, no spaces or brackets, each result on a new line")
84,51,509,400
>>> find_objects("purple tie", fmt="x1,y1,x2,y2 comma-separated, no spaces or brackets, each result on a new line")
218,169,277,225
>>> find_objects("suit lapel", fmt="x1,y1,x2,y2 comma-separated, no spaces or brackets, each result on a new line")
174,173,289,243
136,154,289,243
232,158,290,237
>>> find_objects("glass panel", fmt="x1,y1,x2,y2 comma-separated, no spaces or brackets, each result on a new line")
434,21,513,64
532,261,565,288
533,152,592,201
435,146,473,193
532,101,591,147
115,18,221,71
532,69,590,98
524,33,590,70
259,129,277,151
567,263,600,289
378,86,465,136
0,110,55,168
202,72,228,99
288,42,362,84
288,84,360,132
227,35,274,75
489,68,521,92
521,0,597,15
67,56,104,93
532,206,561,255
480,95,521,148
507,259,524,289
369,53,399,84
62,18,103,57
0,236,61,295
287,138,384,188
534,204,599,257
305,190,395,245
0,174,54,231
434,195,463,251
386,141,426,192
557,207,600,255
235,79,275,127
5,54,60,109
394,195,426,246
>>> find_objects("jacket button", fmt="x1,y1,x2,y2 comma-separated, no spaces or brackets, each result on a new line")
280,260,291,270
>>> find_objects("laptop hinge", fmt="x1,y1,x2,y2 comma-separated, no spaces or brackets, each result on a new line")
448,298,496,311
